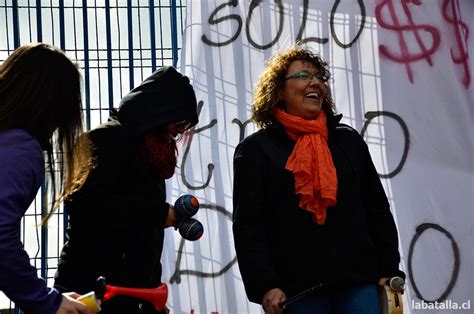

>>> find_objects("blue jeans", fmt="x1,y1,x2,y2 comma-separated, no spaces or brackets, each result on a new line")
284,284,381,314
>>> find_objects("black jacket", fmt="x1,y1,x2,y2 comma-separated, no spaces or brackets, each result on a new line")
232,114,404,304
54,67,198,312
54,117,169,293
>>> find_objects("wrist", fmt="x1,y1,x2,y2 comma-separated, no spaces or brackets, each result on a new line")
165,205,179,228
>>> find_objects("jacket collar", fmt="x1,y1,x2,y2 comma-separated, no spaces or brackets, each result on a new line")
326,113,343,142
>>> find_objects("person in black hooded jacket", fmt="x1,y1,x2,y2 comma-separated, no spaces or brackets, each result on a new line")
233,46,405,314
54,66,198,313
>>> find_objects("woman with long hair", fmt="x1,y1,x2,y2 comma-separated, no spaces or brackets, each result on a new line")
54,66,199,314
0,43,91,313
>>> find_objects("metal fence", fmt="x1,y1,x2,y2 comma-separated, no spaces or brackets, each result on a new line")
0,0,185,311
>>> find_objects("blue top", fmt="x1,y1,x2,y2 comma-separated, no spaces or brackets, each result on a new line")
0,129,62,313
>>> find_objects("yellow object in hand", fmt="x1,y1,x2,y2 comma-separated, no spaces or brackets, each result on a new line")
77,291,102,313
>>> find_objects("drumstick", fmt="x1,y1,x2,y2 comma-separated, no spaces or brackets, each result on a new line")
278,283,323,308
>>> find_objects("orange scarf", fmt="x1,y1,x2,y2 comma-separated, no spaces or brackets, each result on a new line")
274,109,337,224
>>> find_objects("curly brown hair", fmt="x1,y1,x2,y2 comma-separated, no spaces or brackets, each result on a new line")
251,45,336,128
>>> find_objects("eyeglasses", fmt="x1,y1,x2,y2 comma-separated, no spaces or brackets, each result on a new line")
285,71,327,82
175,120,192,131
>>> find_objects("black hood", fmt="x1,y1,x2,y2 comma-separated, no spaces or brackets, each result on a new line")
117,66,198,137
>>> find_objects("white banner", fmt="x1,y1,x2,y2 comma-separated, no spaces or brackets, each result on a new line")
163,1,473,313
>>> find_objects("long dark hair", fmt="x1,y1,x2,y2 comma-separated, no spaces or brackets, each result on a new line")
0,42,88,221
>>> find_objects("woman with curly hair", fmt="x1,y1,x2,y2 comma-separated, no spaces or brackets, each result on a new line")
233,45,404,314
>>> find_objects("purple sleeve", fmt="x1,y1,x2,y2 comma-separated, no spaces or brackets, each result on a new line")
0,136,63,314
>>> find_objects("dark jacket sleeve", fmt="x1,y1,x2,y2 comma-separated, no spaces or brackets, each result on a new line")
67,126,169,230
0,145,63,314
360,139,405,280
232,138,280,304
67,188,169,230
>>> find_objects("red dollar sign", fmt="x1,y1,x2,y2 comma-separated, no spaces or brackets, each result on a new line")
442,0,470,89
376,0,441,83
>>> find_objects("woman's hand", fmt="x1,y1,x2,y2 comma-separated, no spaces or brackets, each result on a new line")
378,277,390,287
56,292,92,314
262,288,287,314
